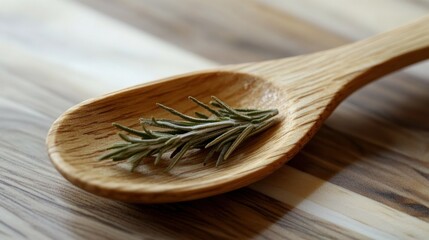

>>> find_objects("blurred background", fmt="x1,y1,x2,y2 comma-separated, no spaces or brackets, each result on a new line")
1,1,429,239
2,0,428,92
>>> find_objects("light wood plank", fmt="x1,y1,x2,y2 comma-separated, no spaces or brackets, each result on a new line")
259,0,429,79
78,0,348,63
251,166,429,239
0,0,213,93
259,0,429,39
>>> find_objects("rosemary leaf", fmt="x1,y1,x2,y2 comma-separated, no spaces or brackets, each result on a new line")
154,147,168,165
166,142,192,171
224,124,255,160
170,143,185,158
128,150,151,171
189,96,222,117
107,142,132,150
113,123,151,138
157,103,217,123
216,142,232,167
205,125,246,148
211,96,252,121
195,112,209,119
203,147,217,165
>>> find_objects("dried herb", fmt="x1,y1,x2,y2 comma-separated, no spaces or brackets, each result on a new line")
99,96,278,171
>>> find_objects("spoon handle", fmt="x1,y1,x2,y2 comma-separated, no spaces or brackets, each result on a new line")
238,16,429,96
334,15,429,92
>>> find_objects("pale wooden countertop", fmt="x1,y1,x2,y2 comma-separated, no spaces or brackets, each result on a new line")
1,0,429,239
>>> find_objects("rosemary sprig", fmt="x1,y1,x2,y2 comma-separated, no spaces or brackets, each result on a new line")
99,96,279,171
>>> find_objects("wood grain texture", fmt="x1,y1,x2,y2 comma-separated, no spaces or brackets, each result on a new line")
2,0,429,239
78,0,349,63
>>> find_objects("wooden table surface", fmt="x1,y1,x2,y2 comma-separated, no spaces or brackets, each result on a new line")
1,0,429,239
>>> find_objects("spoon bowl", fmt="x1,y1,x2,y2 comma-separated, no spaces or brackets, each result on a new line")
47,16,429,203
48,71,290,202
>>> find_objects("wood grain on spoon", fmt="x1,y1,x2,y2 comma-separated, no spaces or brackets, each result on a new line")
46,16,429,203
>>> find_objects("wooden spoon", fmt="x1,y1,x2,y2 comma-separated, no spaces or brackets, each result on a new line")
47,16,429,203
